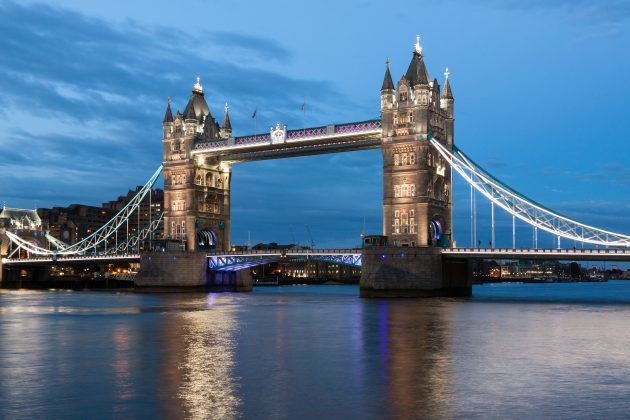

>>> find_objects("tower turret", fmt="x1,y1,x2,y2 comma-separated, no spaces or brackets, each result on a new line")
163,97,173,124
440,68,454,146
440,68,454,115
221,102,232,138
381,59,395,123
163,97,173,138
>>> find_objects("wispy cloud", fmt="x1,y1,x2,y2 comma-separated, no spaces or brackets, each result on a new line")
0,1,348,208
480,0,630,38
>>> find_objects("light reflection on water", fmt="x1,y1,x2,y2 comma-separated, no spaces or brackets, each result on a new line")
1,283,630,418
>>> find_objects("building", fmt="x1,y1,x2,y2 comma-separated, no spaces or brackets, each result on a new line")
380,37,454,247
37,188,164,246
0,205,44,256
161,80,232,250
38,204,113,244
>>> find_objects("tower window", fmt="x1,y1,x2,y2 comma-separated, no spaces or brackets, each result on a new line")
402,153,408,165
400,92,407,102
409,153,416,165
394,153,400,166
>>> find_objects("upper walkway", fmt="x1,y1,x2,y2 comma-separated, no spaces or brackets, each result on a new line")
192,120,382,162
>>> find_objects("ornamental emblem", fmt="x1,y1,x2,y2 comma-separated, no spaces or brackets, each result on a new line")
270,122,287,144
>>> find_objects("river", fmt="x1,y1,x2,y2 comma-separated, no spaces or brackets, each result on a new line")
2,282,630,419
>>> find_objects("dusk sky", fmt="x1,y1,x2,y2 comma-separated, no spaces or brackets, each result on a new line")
0,0,629,248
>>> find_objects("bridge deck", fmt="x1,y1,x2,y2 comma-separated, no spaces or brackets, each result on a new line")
4,248,628,267
2,254,141,265
192,120,382,162
443,248,630,262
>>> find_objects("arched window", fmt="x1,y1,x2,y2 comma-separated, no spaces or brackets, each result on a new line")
402,153,408,165
394,154,400,166
409,153,416,165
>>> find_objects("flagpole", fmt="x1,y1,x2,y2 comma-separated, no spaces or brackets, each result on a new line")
301,102,306,136
253,108,257,140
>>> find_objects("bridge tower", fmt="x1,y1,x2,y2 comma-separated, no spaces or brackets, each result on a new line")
162,78,232,251
380,37,454,247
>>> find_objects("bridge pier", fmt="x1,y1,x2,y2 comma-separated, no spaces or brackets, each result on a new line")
134,252,252,291
360,247,472,298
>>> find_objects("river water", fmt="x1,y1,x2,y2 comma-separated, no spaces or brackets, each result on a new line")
1,282,630,419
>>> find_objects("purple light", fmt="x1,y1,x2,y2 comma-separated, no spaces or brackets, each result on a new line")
380,253,387,260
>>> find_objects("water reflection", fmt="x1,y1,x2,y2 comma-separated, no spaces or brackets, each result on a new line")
3,285,630,418
368,301,454,418
168,294,241,419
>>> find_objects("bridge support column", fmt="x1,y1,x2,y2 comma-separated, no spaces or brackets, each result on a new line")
134,252,211,290
134,252,252,291
360,247,472,298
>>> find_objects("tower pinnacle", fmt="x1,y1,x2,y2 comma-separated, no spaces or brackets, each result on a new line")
414,35,422,55
222,101,232,132
442,67,453,99
163,96,173,123
193,76,203,93
381,58,394,91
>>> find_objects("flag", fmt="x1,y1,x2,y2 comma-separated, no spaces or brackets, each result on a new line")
252,109,257,118
300,102,305,112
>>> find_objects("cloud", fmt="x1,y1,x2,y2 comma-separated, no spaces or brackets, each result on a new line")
0,1,350,209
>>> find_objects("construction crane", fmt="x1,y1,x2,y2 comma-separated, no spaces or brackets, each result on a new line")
306,225,315,249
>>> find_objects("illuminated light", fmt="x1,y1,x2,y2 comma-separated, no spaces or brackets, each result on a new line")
173,256,177,261
380,253,387,260
400,252,406,258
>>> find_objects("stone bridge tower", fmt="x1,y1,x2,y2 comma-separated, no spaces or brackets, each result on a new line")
380,37,454,247
162,78,232,251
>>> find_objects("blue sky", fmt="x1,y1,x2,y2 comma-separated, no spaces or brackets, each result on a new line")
0,0,629,248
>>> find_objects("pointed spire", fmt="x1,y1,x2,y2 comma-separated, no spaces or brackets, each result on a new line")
441,67,453,99
381,58,394,91
183,75,211,122
222,102,232,131
163,97,173,123
405,36,429,86
183,99,196,120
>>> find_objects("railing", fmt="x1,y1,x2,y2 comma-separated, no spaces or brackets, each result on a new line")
193,119,382,154
444,248,630,254
207,248,361,256
2,253,141,264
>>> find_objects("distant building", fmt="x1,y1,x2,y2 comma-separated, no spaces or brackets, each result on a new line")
37,188,164,246
0,206,42,231
0,205,44,256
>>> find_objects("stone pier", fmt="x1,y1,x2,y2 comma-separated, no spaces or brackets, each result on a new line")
134,252,252,291
360,247,472,298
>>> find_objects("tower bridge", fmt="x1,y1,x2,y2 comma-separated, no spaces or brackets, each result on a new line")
2,36,629,295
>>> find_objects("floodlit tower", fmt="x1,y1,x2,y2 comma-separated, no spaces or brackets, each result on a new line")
162,77,231,251
380,36,454,247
